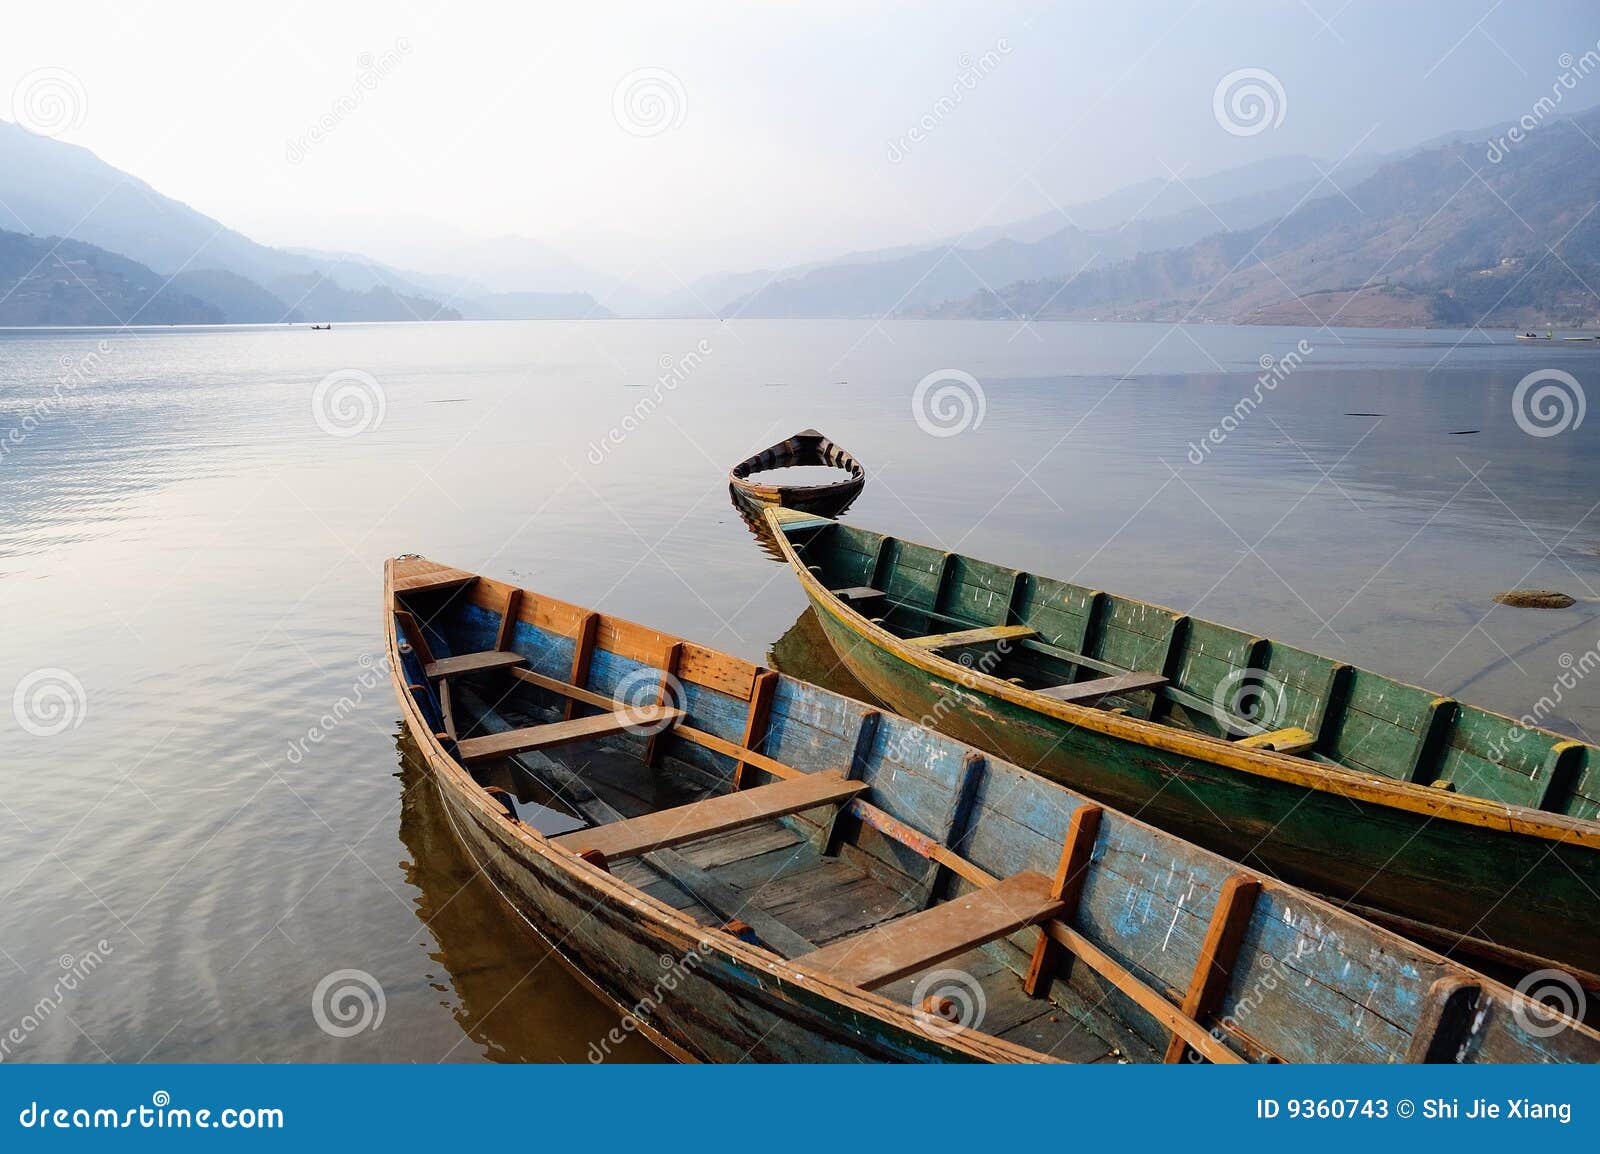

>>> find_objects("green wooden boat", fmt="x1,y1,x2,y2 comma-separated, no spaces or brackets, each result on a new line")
765,506,1600,979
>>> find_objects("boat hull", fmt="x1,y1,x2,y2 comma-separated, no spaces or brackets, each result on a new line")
800,587,1600,977
421,752,986,1063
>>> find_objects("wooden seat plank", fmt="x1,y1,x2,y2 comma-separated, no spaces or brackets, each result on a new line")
832,586,886,601
424,650,529,681
1235,726,1316,754
455,705,683,763
907,624,1037,650
553,771,868,862
799,871,1064,990
1035,671,1168,705
393,558,479,594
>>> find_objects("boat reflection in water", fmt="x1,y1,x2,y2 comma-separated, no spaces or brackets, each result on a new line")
767,606,880,706
394,730,665,1063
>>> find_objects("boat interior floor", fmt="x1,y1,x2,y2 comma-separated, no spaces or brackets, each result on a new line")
452,675,1122,1062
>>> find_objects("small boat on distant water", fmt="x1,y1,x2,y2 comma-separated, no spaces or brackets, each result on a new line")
311,323,332,330
764,506,1600,979
387,555,1598,1063
728,429,865,519
1516,331,1552,340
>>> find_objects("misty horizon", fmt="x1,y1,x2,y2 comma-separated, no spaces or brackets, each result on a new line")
7,0,1600,296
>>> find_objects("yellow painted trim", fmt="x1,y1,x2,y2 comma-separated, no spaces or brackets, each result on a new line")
762,510,1600,851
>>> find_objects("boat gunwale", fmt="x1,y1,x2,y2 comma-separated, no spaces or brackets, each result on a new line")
761,507,1600,851
383,557,1047,1064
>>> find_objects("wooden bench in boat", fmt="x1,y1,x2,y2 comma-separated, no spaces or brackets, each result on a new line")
456,705,684,763
462,653,1251,1064
832,586,887,607
907,624,1037,650
424,650,528,681
553,771,868,862
1235,726,1316,754
1035,671,1169,705
800,871,1065,989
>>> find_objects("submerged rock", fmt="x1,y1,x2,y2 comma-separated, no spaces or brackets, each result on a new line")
1494,589,1577,609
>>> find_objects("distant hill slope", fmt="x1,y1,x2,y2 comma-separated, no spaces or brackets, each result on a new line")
714,156,1387,318
925,108,1600,328
0,121,460,323
165,269,301,324
0,228,222,325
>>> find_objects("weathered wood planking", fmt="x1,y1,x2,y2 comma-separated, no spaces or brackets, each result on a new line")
767,509,1600,976
390,556,1600,1065
554,772,867,861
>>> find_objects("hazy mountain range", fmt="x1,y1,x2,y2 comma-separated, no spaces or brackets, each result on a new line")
3,104,1598,328
923,105,1600,329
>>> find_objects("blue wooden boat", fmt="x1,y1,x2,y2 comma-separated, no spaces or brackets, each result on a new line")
386,555,1599,1063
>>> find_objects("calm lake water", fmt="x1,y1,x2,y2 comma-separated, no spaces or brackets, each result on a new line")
1,319,1596,1062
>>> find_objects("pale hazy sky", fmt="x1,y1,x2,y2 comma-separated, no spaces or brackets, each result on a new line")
5,1,1598,280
